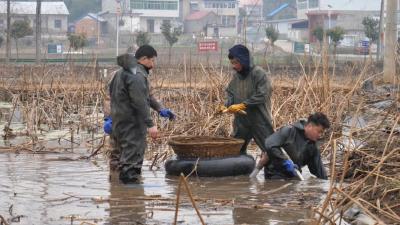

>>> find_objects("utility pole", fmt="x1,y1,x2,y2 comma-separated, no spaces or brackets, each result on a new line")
116,2,121,56
36,0,42,64
383,0,397,83
6,0,11,62
377,0,384,61
116,14,119,56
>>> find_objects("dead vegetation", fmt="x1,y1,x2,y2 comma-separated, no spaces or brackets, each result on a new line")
0,63,104,155
0,53,398,224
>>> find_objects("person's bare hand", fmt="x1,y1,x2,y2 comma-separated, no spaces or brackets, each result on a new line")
148,126,158,139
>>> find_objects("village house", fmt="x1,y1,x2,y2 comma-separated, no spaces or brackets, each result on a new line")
294,0,380,45
75,12,109,44
0,1,69,36
182,0,239,37
102,0,180,34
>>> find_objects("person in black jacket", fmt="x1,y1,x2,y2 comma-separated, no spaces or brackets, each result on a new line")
263,112,330,180
109,45,175,184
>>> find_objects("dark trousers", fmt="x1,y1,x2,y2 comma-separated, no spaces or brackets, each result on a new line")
232,118,274,154
113,123,147,183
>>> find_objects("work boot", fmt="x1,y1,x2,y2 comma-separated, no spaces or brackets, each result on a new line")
109,159,120,171
119,173,141,184
119,167,142,184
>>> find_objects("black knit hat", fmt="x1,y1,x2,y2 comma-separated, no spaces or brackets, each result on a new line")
135,45,158,59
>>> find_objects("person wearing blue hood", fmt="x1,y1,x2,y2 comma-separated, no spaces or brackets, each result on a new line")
108,45,175,184
221,44,274,155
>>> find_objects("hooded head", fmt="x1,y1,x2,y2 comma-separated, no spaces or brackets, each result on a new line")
117,53,137,71
135,45,158,71
228,44,250,75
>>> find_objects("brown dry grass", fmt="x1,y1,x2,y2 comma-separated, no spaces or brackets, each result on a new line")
0,55,398,223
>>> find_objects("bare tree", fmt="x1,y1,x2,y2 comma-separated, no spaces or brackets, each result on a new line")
160,20,182,64
11,20,33,59
136,31,151,47
327,26,345,59
6,0,11,62
36,0,42,63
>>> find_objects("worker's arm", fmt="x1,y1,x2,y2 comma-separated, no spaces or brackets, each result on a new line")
243,71,272,106
107,70,118,96
264,126,293,160
108,74,115,96
149,91,162,112
126,74,154,128
307,145,328,180
149,87,176,120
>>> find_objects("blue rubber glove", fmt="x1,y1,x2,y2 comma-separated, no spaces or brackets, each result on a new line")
159,108,176,120
103,116,112,134
282,159,299,176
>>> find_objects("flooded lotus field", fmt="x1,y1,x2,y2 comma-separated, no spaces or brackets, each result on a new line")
0,152,329,225
0,99,330,225
0,63,398,225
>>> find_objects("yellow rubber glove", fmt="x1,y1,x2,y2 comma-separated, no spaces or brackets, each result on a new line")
227,103,246,113
216,105,228,114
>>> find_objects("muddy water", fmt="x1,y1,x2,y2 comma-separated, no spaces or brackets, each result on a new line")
0,102,330,224
0,150,329,225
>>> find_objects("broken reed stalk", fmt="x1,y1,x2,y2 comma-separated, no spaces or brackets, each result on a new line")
0,64,106,154
149,151,168,170
358,198,400,222
185,158,200,178
320,121,400,223
371,115,400,196
70,126,74,151
173,174,205,225
0,215,9,225
173,175,183,225
334,187,385,224
180,174,206,225
3,95,18,139
263,183,292,195
339,135,399,203
312,209,337,225
149,153,159,171
84,135,106,159
79,222,97,225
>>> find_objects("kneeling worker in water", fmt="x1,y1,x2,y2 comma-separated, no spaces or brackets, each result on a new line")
251,112,330,180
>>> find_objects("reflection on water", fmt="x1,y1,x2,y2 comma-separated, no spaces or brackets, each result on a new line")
0,153,109,225
0,152,329,225
0,100,329,224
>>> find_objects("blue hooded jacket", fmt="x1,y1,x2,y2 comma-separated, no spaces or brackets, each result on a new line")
228,44,250,75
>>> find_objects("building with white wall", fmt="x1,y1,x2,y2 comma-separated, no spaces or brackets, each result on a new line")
295,0,380,44
102,0,180,33
296,0,380,20
0,1,69,35
186,0,239,37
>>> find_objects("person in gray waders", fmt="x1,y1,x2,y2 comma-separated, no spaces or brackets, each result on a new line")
220,44,274,155
263,112,330,180
109,45,175,184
